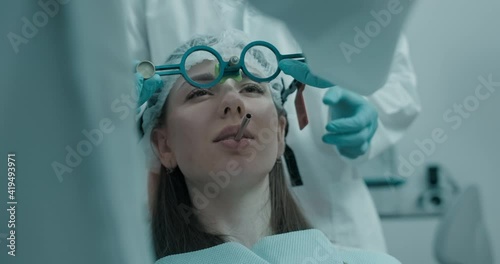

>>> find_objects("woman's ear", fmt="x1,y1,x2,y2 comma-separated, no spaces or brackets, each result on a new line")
152,128,177,169
277,115,287,158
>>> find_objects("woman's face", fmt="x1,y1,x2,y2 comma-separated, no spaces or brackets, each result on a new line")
154,59,286,188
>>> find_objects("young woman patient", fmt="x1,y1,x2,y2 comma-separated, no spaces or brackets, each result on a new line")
138,30,401,264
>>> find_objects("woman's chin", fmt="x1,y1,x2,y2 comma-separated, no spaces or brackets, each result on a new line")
208,156,273,178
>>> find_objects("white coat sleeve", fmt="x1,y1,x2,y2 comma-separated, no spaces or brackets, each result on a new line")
342,35,421,165
125,0,152,61
247,0,417,95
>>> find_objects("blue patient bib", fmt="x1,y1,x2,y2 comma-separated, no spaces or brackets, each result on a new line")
155,229,401,264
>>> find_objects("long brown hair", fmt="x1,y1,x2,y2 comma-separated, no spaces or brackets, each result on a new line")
150,104,311,259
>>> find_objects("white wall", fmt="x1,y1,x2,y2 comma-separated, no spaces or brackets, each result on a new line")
382,0,500,263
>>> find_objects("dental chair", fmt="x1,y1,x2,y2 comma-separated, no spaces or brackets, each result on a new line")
433,185,494,264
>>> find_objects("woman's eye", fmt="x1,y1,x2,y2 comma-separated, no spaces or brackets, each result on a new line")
242,84,265,94
187,89,213,100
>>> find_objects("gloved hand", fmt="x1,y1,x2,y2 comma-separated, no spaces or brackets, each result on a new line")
279,59,378,159
321,87,378,159
135,72,163,110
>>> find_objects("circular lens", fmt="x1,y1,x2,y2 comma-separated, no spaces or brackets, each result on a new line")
243,45,278,80
136,61,155,79
184,50,221,87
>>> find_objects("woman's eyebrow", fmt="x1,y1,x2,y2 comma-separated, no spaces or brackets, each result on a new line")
189,72,216,82
241,72,262,83
174,72,214,92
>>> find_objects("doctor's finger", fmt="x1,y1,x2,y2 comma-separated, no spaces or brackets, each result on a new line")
322,86,343,105
326,113,373,134
143,74,163,92
135,72,145,89
327,103,378,132
367,120,379,142
323,86,365,106
322,127,370,147
337,143,369,159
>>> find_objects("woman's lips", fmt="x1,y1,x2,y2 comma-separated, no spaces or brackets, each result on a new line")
216,137,253,149
213,124,255,143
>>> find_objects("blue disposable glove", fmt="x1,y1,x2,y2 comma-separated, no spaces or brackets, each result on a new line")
135,72,163,111
322,87,378,159
279,59,378,159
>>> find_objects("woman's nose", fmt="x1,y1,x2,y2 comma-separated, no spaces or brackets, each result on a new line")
218,80,246,118
223,104,242,116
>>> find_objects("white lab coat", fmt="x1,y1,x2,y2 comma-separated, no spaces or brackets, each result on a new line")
247,0,417,95
126,0,420,253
